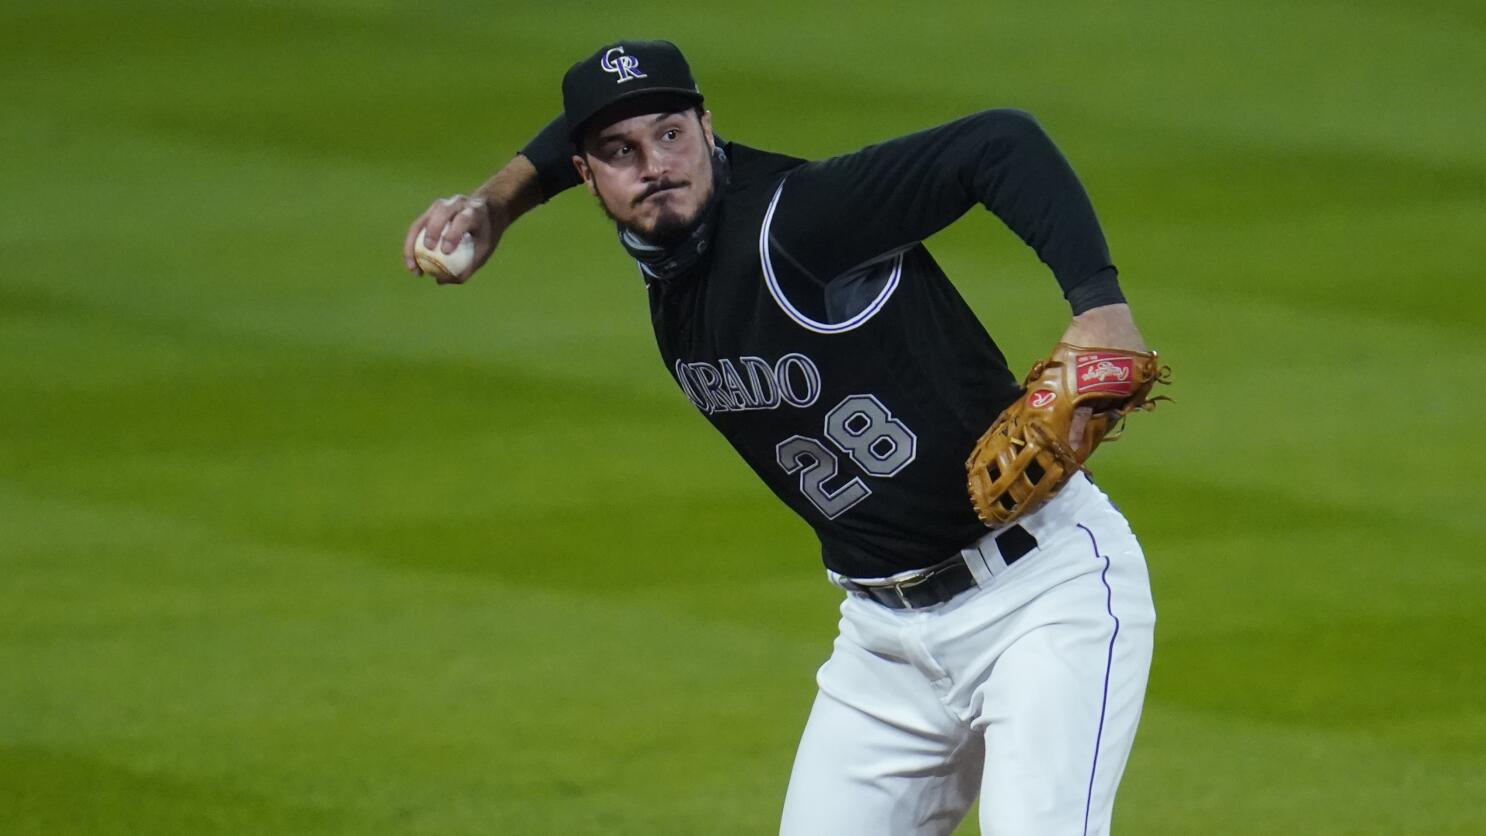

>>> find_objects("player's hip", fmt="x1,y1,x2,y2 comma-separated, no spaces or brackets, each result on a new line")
830,475,1154,650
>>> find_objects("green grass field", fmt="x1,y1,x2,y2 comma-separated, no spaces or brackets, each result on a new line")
3,1,1484,833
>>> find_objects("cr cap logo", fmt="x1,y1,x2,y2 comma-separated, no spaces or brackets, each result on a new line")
1028,389,1057,408
600,46,647,84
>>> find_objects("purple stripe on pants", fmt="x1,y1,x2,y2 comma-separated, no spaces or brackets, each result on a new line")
1077,523,1121,836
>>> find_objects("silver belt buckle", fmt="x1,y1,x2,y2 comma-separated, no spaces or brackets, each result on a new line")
853,565,937,610
840,552,971,610
890,573,931,610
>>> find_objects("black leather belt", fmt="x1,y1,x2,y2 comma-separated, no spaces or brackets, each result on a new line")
839,525,1039,610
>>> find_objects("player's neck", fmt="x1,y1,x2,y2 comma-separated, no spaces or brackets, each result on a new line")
618,146,730,282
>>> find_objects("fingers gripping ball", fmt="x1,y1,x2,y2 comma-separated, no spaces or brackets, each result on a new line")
414,226,476,280
966,343,1170,527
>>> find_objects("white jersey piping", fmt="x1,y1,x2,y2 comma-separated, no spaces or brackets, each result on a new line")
759,181,903,335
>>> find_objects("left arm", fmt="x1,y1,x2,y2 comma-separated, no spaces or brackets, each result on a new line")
774,109,1155,447
769,108,1124,315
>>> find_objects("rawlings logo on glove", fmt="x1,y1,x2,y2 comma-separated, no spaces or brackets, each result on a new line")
966,343,1170,528
1077,355,1134,391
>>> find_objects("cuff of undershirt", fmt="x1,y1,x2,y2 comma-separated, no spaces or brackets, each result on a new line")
1064,266,1126,314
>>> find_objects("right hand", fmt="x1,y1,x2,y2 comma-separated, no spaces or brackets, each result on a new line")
402,194,506,284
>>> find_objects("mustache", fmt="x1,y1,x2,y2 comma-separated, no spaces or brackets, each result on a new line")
634,180,688,205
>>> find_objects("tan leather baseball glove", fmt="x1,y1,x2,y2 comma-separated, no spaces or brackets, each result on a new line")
966,343,1170,527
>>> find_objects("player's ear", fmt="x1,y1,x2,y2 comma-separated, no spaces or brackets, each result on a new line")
572,154,597,196
700,110,715,150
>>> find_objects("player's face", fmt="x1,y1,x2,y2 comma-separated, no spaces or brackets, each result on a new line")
574,109,716,244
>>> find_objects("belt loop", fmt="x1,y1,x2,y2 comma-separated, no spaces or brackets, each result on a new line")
960,543,996,585
981,529,1013,577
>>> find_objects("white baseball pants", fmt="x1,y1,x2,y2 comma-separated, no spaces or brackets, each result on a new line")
779,474,1155,836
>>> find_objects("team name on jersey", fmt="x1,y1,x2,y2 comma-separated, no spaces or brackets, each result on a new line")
674,353,822,415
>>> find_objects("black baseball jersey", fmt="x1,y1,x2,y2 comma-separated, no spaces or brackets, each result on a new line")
521,109,1124,578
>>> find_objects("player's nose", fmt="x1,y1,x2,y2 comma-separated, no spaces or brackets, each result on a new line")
639,149,668,180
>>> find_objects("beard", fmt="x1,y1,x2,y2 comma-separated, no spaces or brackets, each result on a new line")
594,190,704,246
641,204,699,245
592,160,716,246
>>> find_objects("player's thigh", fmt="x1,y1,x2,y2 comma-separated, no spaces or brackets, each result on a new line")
780,689,981,836
976,525,1154,836
780,628,981,836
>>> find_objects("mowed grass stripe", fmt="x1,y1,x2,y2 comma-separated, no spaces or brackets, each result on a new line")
3,494,820,834
1122,702,1486,836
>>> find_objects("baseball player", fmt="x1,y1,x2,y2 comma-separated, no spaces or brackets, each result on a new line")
403,40,1166,836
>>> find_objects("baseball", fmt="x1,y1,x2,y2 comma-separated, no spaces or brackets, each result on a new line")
414,227,476,279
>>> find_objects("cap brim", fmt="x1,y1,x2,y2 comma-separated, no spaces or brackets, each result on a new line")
570,88,705,142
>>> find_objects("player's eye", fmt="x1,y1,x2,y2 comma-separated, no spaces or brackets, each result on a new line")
662,128,680,141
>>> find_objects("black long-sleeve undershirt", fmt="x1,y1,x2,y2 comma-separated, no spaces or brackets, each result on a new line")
517,109,1124,313
518,115,582,202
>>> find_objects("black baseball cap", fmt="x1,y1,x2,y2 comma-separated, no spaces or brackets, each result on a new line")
562,40,704,143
